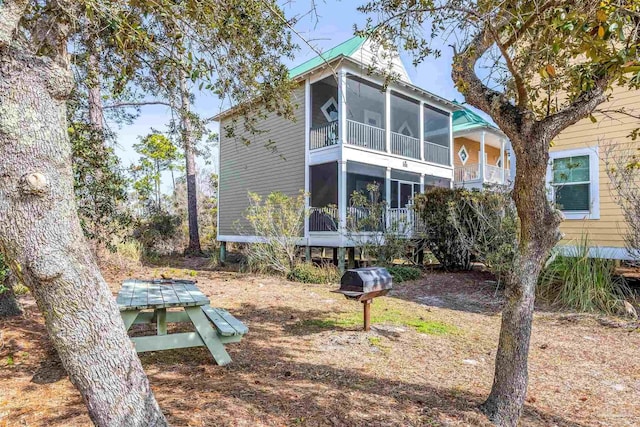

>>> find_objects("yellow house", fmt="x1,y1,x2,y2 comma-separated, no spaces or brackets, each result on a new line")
548,85,639,260
452,89,639,260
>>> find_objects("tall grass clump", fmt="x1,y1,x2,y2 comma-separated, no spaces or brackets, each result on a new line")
287,263,341,284
114,240,143,266
537,236,630,314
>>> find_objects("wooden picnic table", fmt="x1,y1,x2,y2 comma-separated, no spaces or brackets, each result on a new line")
116,279,247,366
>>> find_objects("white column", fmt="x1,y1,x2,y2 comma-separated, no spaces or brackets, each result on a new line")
419,102,425,161
420,174,425,193
499,137,506,183
337,71,347,146
385,88,391,153
338,160,347,239
304,78,311,241
479,131,486,183
385,167,392,229
508,140,516,185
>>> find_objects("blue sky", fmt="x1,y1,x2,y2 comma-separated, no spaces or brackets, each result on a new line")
112,0,462,190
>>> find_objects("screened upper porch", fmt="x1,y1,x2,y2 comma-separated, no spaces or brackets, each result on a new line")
309,74,452,166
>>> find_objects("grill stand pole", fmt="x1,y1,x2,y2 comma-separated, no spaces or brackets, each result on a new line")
363,299,372,331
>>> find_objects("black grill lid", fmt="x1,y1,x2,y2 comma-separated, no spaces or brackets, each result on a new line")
340,267,393,293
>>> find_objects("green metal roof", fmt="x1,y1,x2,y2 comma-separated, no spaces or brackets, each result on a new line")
452,101,499,133
289,36,366,79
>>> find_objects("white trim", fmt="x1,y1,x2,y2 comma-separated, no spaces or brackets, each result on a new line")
397,120,414,137
309,145,340,164
342,144,453,179
338,160,347,246
449,112,454,168
547,146,600,220
555,245,635,261
320,97,338,122
419,102,425,161
304,78,311,241
479,131,486,182
458,145,469,165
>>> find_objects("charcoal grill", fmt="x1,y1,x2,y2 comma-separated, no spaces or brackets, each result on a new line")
332,267,393,331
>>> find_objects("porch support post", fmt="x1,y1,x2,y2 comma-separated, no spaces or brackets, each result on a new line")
332,248,338,265
385,167,392,230
479,130,486,183
338,247,346,273
385,88,391,153
338,71,347,145
219,241,226,265
499,137,506,183
419,102,425,161
348,247,356,268
304,78,311,240
338,160,347,236
419,174,425,194
305,246,311,263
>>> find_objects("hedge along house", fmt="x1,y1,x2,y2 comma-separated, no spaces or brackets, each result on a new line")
547,84,640,261
452,104,514,188
214,36,460,268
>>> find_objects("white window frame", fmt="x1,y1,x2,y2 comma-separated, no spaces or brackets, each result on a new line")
458,145,469,165
547,146,600,220
321,97,338,122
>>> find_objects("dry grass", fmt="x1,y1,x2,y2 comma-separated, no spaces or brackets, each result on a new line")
1,260,639,426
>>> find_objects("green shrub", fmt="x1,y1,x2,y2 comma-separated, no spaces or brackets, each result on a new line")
414,187,518,274
414,188,473,270
134,211,183,255
537,236,631,314
387,265,422,282
287,263,341,284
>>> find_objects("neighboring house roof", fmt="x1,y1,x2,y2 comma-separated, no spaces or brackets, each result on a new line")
452,101,503,135
289,36,366,79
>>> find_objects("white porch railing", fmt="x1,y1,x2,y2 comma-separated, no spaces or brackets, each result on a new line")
310,121,338,150
390,132,420,159
455,163,481,182
346,119,386,152
424,141,450,165
309,206,339,232
309,206,425,237
484,165,505,184
454,163,511,184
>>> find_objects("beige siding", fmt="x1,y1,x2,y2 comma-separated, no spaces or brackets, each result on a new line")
551,85,639,248
218,85,306,237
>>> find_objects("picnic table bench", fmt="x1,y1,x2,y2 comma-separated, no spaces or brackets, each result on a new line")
116,279,248,366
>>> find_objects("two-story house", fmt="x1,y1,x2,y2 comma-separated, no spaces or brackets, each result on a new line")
215,36,457,267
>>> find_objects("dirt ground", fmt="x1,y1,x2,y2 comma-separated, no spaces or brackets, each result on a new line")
1,258,639,427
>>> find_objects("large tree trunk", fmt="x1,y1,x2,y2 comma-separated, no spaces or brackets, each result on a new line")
0,45,167,426
179,71,202,255
0,270,22,318
481,138,562,426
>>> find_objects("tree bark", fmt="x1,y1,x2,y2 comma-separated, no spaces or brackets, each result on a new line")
0,271,22,318
480,136,562,426
0,45,167,426
179,71,202,255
